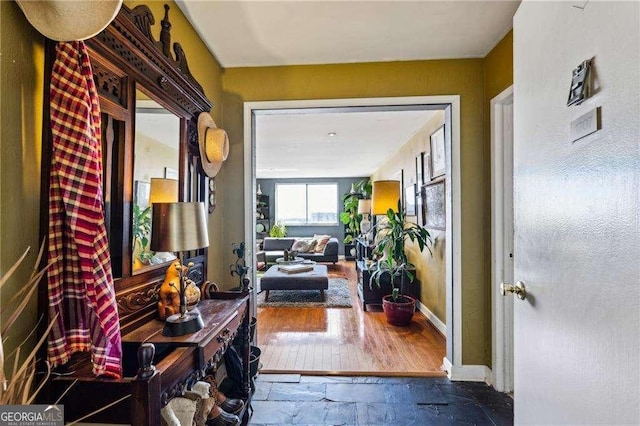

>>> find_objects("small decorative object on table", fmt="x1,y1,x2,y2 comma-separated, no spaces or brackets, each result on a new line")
277,263,315,274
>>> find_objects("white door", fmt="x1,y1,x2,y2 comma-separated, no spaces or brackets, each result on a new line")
513,2,639,424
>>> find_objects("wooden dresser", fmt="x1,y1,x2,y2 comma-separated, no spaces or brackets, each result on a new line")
37,4,253,423
49,293,251,425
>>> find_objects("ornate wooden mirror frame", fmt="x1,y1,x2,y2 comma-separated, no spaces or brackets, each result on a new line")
39,3,214,337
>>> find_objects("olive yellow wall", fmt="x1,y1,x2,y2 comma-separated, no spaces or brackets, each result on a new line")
482,30,514,358
370,112,447,325
125,1,227,285
221,59,491,364
0,0,45,362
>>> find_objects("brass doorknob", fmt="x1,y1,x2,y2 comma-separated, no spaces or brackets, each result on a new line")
500,281,527,300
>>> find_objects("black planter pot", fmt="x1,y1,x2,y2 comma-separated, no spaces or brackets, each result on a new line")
249,345,261,378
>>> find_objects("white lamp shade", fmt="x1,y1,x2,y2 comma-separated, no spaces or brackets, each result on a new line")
357,199,371,215
372,180,400,215
149,178,178,204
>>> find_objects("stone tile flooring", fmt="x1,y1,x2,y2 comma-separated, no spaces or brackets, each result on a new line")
248,374,513,425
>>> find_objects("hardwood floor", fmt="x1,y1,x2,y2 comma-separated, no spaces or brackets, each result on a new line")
256,260,446,376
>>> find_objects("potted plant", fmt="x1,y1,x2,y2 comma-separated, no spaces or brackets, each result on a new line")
369,200,432,326
269,221,287,238
339,179,372,244
132,204,154,267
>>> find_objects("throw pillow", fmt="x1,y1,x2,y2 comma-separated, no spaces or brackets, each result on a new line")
313,234,331,253
307,239,318,252
291,239,311,253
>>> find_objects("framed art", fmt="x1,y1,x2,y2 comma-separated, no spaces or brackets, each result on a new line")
134,180,150,208
405,183,416,216
164,167,179,180
430,125,445,179
416,185,424,226
422,180,445,230
415,153,424,186
393,169,404,212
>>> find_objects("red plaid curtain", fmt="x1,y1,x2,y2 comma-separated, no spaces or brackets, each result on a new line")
47,41,122,379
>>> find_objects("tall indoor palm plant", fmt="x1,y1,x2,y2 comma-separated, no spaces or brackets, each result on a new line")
369,200,432,325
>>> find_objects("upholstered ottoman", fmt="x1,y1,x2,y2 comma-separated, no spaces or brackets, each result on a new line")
260,264,329,301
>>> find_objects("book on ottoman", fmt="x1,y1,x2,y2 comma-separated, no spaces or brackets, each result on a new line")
278,264,315,274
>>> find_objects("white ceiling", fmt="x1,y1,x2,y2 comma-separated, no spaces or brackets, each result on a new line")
175,0,520,178
176,0,520,67
255,109,437,178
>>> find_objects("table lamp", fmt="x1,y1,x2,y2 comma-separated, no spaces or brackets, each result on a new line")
372,180,400,215
151,202,209,336
149,178,178,204
357,199,372,240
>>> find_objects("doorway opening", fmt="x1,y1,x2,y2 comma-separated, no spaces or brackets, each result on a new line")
243,96,461,376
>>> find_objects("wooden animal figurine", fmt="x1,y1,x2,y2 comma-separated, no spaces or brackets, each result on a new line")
158,260,186,319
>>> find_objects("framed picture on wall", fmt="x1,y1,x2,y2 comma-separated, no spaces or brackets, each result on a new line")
405,183,416,216
164,167,179,180
423,152,431,182
423,180,446,230
416,184,424,225
134,180,150,208
416,153,424,186
430,125,445,179
393,169,404,212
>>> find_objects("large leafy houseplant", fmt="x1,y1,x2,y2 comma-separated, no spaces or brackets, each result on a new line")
369,200,432,324
339,179,372,244
132,204,154,264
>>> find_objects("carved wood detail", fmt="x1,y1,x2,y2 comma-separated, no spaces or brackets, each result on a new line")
161,369,204,407
92,60,126,107
117,282,161,315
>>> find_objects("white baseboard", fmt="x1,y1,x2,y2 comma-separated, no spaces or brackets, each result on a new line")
416,300,446,336
443,357,493,383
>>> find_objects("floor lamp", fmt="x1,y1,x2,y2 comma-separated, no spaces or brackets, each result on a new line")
371,180,400,258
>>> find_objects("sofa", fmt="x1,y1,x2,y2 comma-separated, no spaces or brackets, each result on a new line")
261,237,339,264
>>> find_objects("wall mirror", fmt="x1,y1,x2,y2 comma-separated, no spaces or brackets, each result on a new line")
132,92,179,273
40,3,213,334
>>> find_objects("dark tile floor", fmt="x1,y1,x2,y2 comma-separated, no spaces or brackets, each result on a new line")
248,374,513,425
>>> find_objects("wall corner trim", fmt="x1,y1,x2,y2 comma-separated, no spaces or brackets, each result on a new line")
417,300,446,336
443,357,493,384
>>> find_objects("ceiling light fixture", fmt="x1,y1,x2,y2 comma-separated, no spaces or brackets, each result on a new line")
327,132,337,137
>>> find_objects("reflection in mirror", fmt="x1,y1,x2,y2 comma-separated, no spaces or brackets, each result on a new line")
133,92,180,272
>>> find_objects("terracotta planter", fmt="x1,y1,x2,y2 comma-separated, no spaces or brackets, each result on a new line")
382,295,416,326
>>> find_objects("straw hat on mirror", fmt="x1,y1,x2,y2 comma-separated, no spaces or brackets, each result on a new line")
16,0,123,42
197,112,229,178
